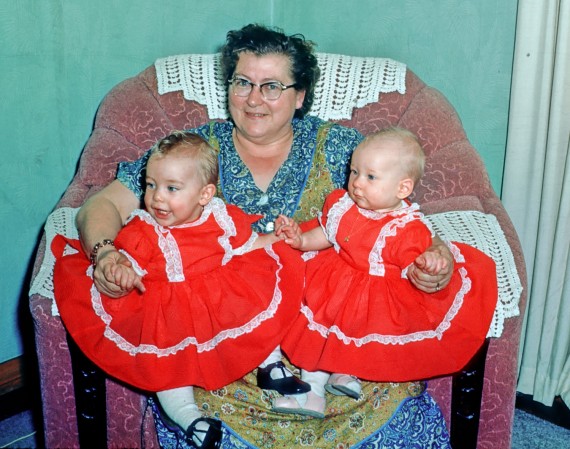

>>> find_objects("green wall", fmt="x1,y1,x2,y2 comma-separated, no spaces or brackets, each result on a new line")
0,0,517,364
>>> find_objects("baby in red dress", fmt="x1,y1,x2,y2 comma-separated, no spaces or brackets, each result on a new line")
272,127,498,418
53,131,305,448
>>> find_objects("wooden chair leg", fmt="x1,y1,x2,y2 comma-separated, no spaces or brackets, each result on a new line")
450,338,489,449
67,333,107,449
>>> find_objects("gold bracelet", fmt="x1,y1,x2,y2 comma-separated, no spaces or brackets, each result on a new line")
90,239,115,268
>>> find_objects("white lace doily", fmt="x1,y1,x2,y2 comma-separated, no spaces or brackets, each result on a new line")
30,207,521,338
30,207,79,316
155,53,406,121
425,211,522,338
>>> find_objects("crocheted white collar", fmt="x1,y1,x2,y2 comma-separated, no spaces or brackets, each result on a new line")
155,52,407,120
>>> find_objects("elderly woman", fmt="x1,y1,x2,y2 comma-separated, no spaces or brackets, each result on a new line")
76,24,453,449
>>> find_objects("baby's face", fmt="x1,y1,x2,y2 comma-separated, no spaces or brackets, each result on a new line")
144,154,206,227
347,140,407,213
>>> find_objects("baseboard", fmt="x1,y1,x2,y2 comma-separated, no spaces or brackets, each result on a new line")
0,356,24,396
0,356,37,421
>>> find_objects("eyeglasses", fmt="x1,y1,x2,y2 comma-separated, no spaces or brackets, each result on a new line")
228,77,297,101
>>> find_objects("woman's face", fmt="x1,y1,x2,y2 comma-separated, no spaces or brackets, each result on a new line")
228,52,305,145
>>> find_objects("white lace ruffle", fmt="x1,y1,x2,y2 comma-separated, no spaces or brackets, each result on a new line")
303,265,471,347
29,208,521,338
91,244,283,356
155,53,407,120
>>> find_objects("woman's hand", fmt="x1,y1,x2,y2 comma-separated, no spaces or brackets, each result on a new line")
407,237,454,293
93,249,145,298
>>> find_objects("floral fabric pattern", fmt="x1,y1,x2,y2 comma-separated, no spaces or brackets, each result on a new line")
150,378,450,449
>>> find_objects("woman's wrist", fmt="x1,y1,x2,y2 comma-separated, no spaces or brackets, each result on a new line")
90,239,115,268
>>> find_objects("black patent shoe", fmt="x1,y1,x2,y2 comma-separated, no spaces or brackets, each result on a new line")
185,417,222,449
257,361,311,395
155,399,222,449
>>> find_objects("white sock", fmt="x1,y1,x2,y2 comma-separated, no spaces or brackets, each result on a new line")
258,346,283,368
258,346,298,380
301,370,329,398
157,386,202,431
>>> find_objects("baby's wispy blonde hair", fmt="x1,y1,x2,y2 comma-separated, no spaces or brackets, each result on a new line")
149,131,218,186
360,127,425,183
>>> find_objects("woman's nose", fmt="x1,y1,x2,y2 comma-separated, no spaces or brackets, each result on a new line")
246,85,264,106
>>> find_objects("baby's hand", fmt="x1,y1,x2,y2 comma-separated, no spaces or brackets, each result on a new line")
95,249,145,297
273,215,289,236
418,251,450,274
109,263,144,293
275,215,303,248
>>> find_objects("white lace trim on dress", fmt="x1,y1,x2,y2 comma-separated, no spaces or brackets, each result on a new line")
302,265,471,346
131,210,185,282
325,194,425,277
233,232,259,256
369,210,424,277
30,208,521,338
118,249,147,277
301,251,318,262
92,244,284,356
155,53,407,120
209,198,238,265
322,195,353,252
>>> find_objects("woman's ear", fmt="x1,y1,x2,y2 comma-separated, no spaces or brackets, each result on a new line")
295,89,306,110
397,178,414,199
199,184,217,205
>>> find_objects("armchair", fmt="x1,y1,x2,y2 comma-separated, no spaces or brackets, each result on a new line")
29,53,526,449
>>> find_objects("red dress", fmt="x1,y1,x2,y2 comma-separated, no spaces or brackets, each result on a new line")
281,189,498,381
53,198,303,392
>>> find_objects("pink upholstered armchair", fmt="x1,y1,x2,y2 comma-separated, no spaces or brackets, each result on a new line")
29,54,527,449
